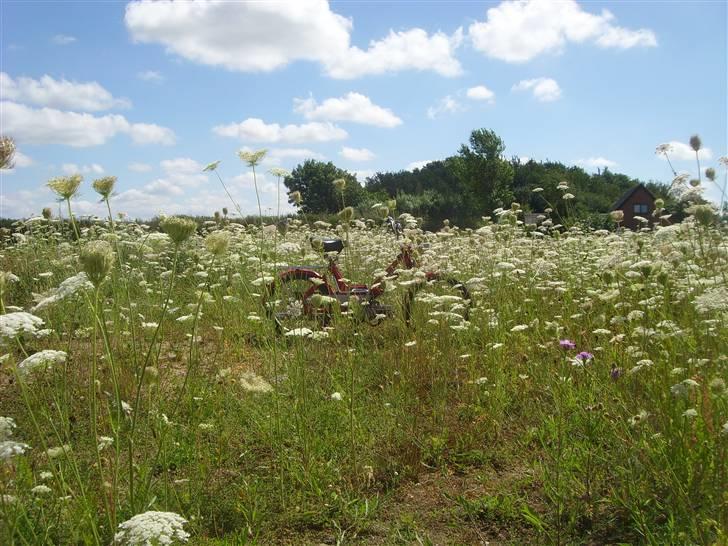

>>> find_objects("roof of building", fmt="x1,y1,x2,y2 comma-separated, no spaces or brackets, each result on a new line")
611,183,656,210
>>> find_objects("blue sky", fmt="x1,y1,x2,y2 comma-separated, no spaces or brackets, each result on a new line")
1,0,726,219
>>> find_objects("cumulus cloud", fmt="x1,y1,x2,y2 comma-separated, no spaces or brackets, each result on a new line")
62,163,105,175
407,160,433,171
469,0,657,63
52,34,77,45
574,157,618,169
340,147,375,162
1,101,176,147
325,28,463,79
512,78,562,102
294,92,402,128
427,95,463,119
466,85,496,102
658,141,712,161
125,0,462,78
1,72,130,111
128,162,153,172
213,118,347,144
137,70,164,82
352,170,375,181
268,148,325,161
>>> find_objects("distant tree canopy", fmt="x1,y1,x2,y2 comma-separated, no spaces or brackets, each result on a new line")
285,129,676,228
284,160,364,214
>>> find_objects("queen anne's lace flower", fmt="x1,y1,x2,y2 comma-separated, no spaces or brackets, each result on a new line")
32,272,93,312
114,511,190,545
0,312,45,340
17,350,67,376
0,417,30,461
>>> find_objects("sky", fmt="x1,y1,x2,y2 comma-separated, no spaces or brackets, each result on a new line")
1,0,726,220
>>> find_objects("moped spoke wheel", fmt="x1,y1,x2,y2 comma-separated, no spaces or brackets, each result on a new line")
265,276,334,335
403,275,471,327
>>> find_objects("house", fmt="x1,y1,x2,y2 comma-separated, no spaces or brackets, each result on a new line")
611,184,656,229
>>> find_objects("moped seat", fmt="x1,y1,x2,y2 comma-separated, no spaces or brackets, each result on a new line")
321,239,344,253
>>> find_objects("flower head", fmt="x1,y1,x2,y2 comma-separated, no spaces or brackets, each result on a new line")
289,191,303,205
114,511,190,545
205,231,230,257
610,210,624,223
655,143,672,155
689,134,702,152
160,216,197,245
0,136,16,169
576,351,594,361
269,167,290,178
17,350,67,377
79,240,114,286
338,206,354,223
559,339,576,350
238,149,267,167
203,160,221,172
333,178,347,191
92,176,117,199
48,175,82,200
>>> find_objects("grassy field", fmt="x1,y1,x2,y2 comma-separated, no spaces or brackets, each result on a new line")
1,198,726,544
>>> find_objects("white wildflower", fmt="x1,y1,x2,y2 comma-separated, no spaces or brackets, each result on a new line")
330,392,342,401
114,511,190,545
98,436,114,452
32,272,93,312
239,371,273,393
17,350,67,376
32,485,52,495
0,312,45,340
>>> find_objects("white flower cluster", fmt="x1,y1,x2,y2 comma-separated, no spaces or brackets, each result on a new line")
239,371,273,393
17,350,67,376
32,272,93,313
114,511,190,545
0,312,45,341
0,416,30,462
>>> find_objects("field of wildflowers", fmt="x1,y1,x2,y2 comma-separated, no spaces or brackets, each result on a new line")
1,155,727,544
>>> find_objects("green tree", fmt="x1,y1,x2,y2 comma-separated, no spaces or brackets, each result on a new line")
285,160,364,214
452,129,514,215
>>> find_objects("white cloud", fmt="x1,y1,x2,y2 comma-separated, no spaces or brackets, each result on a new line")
407,160,433,171
137,70,164,82
1,72,130,111
125,1,462,78
268,148,325,161
127,123,176,145
128,162,153,172
352,170,375,181
574,157,618,169
658,141,712,161
512,78,562,102
213,118,347,144
13,151,33,168
62,163,105,175
340,147,375,162
294,92,402,128
469,0,657,63
1,101,176,147
52,34,77,45
466,85,495,102
324,28,463,79
427,95,463,119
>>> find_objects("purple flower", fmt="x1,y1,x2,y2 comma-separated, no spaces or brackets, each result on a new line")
576,351,594,361
559,339,576,350
610,365,622,380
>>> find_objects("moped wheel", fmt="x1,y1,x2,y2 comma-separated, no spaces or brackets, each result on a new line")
402,274,471,327
264,272,334,335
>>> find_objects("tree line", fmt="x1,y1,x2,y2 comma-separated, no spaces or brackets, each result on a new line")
284,128,679,229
